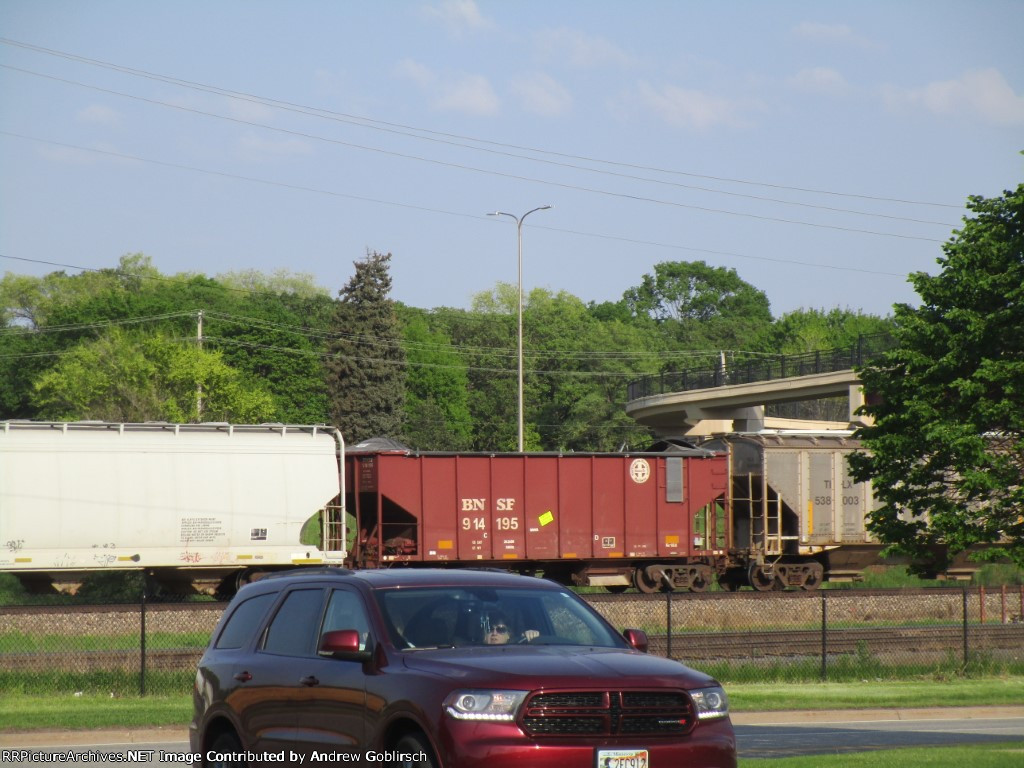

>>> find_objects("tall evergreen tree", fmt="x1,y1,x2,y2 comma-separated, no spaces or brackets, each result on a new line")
325,251,406,442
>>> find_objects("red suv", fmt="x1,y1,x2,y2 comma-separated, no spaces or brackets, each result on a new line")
190,568,736,768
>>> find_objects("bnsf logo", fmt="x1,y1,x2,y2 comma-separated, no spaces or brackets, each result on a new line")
460,498,516,511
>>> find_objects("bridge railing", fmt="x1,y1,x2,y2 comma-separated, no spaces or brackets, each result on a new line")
626,333,894,401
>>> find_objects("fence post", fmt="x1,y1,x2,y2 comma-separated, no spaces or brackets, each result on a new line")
962,587,969,669
820,591,828,682
140,579,147,697
666,590,673,660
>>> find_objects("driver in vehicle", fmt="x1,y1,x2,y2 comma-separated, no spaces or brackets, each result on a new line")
481,610,539,645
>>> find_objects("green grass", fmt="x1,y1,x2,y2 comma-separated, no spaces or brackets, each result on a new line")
0,631,210,652
0,669,194,697
739,743,1024,768
728,677,1024,711
2,678,1021,733
0,693,193,732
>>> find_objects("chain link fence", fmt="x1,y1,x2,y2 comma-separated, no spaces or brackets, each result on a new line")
584,586,1024,683
0,592,222,696
2,585,1022,695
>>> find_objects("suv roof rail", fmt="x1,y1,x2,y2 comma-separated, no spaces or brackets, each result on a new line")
259,566,355,582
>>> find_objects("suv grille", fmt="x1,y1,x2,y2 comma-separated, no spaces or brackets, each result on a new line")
521,690,695,737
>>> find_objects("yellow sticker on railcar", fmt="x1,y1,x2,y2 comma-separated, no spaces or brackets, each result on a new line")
438,540,453,549
665,535,680,546
539,511,554,526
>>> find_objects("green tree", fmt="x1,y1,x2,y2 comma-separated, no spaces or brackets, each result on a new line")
767,308,894,421
458,284,659,452
32,328,275,422
849,184,1024,571
623,260,773,352
325,251,406,442
399,308,472,450
1,256,334,424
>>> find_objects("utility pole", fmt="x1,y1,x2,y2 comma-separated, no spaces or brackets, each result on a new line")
196,310,203,420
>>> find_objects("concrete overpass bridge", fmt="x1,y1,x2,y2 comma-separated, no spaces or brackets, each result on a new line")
625,335,891,436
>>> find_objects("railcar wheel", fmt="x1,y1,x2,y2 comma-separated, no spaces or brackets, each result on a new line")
633,567,666,594
604,584,629,594
801,563,824,591
748,565,776,592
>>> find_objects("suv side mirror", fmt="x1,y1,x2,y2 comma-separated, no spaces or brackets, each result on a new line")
319,629,372,661
622,628,649,653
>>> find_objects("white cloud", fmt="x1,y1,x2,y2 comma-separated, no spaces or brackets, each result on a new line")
436,73,500,116
792,21,873,48
396,59,499,116
76,104,121,126
394,58,437,89
423,0,491,34
226,97,277,123
789,67,849,94
237,132,312,157
535,27,633,69
635,81,746,131
510,72,572,117
885,68,1024,126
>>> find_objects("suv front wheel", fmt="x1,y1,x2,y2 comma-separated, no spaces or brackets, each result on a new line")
394,732,438,768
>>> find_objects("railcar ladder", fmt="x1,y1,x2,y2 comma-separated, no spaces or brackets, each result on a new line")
748,486,786,556
322,502,347,558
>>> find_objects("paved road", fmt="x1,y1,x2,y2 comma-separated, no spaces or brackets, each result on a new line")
2,708,1023,764
734,710,1024,758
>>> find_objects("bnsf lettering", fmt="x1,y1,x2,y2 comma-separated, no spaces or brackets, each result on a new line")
496,497,516,511
461,498,486,512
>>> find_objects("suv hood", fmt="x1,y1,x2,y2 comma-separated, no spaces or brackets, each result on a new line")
401,646,716,689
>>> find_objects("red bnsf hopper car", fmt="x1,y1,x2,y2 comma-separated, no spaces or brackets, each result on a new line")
344,442,729,592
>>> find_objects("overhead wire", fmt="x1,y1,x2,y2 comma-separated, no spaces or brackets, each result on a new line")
0,63,953,242
0,37,964,210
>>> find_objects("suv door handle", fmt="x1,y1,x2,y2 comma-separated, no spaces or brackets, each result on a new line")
299,675,320,687
233,671,252,682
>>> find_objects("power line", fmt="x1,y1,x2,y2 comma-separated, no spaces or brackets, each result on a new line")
0,64,952,242
0,37,965,210
0,135,932,281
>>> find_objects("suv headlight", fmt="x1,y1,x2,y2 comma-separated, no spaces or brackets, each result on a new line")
690,686,729,721
444,690,528,721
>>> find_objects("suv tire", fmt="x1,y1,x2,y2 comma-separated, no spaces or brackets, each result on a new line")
394,732,438,768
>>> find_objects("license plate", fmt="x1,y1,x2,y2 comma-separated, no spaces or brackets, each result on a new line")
596,749,649,768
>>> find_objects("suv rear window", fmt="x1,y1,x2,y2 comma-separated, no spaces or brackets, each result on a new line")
215,592,275,649
262,588,325,656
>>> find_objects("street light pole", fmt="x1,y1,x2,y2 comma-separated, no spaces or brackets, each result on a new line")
488,205,552,452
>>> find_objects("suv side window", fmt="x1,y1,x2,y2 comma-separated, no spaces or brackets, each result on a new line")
262,588,324,656
321,588,371,651
215,592,275,650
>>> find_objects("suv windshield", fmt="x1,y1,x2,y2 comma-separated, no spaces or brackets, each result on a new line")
374,586,626,649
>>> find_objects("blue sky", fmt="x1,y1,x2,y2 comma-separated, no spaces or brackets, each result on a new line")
1,0,1022,318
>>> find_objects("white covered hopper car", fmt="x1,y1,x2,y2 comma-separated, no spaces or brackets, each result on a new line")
0,421,346,592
